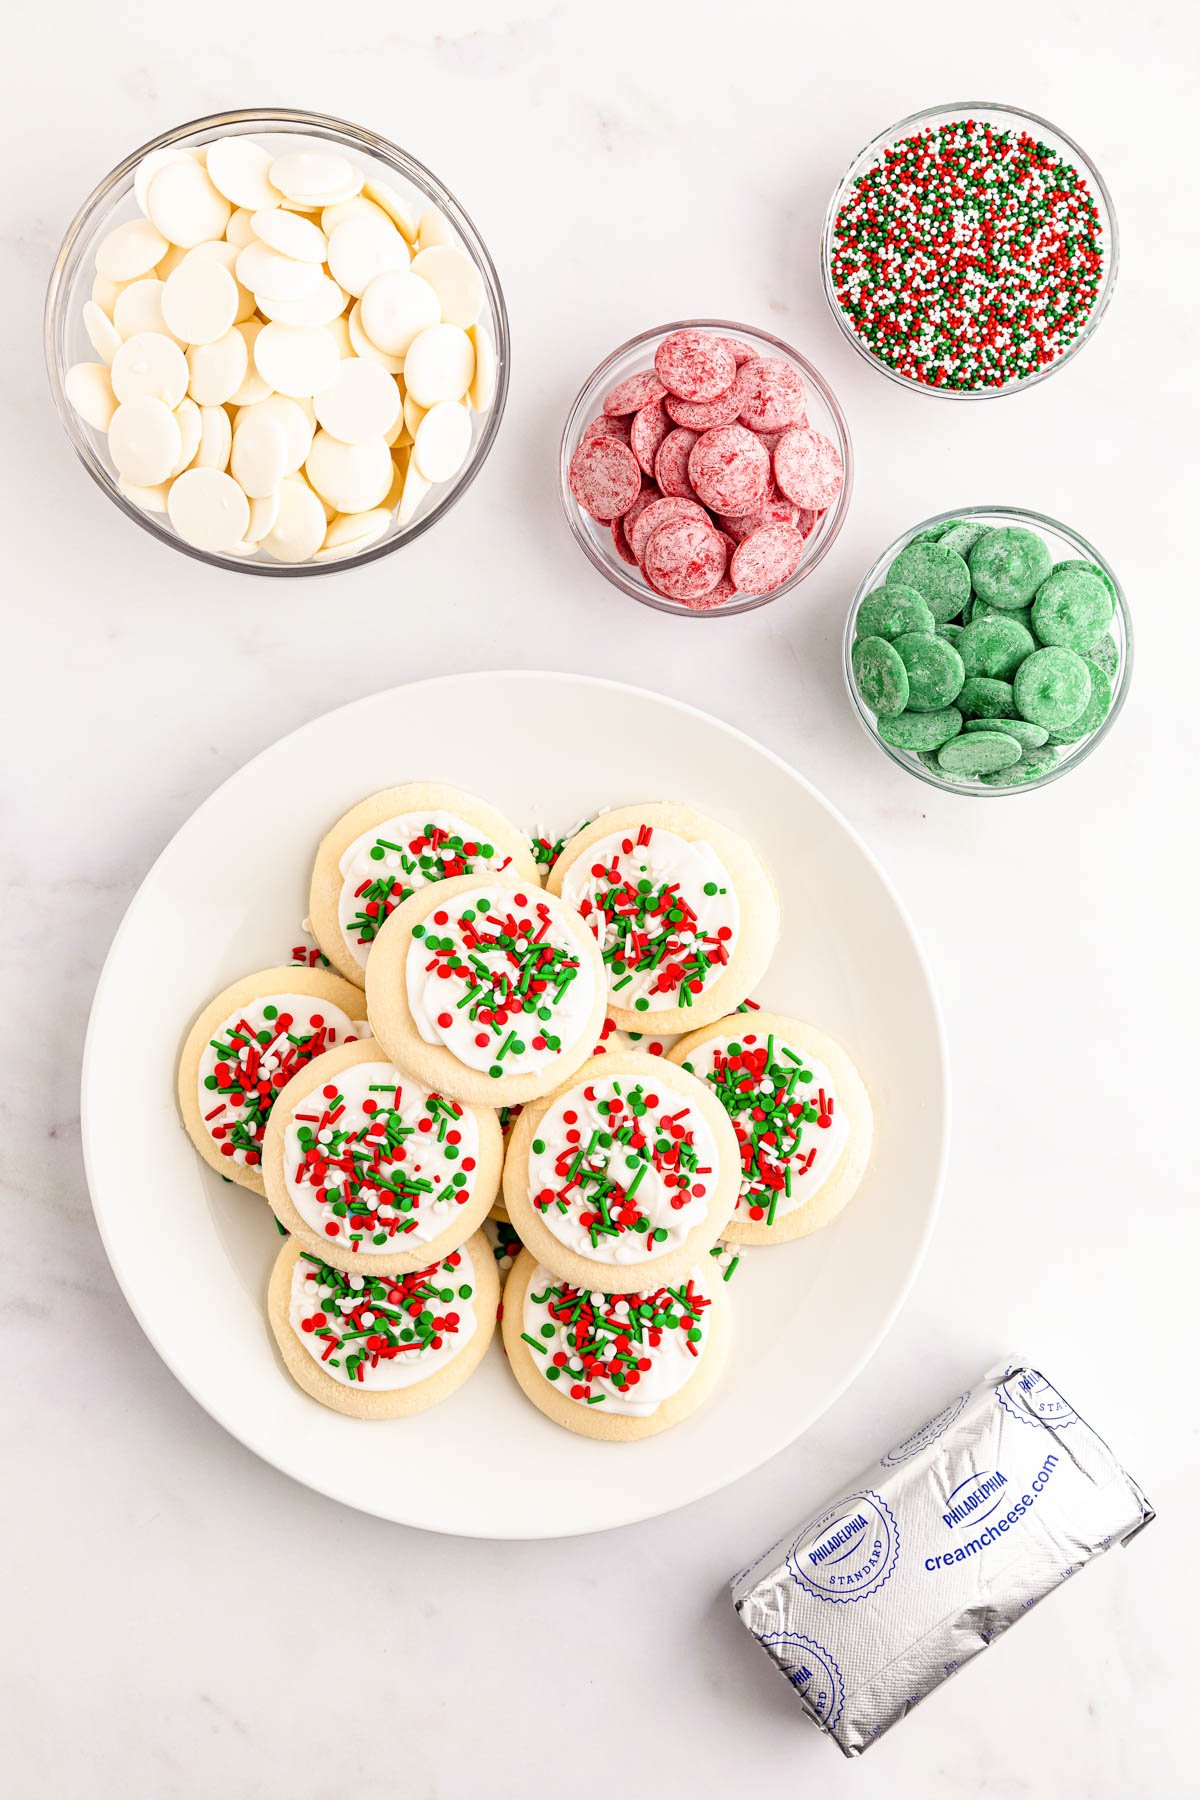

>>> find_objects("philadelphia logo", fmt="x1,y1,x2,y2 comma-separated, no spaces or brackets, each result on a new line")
810,1512,869,1563
942,1469,1008,1531
787,1489,900,1604
758,1633,845,1732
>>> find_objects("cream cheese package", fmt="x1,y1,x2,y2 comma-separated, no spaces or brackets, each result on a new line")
731,1362,1153,1757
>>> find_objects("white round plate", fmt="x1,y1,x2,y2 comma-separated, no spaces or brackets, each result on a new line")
82,672,947,1537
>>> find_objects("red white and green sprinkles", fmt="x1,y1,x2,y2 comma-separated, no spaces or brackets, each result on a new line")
522,1263,712,1414
337,810,514,968
283,1058,479,1252
560,825,738,1013
830,117,1105,390
528,1072,718,1263
406,886,594,1078
198,994,363,1167
290,1245,476,1389
681,1029,847,1225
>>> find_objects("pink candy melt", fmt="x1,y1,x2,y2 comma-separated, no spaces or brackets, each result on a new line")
568,435,642,521
773,426,844,510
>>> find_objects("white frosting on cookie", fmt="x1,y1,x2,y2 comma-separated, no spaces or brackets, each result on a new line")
337,808,515,970
289,1241,478,1390
282,1057,480,1254
560,826,740,1010
680,1029,849,1224
526,1070,719,1265
522,1261,712,1417
405,883,596,1077
197,992,367,1168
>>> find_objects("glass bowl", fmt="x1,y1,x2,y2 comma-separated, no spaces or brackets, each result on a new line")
558,320,853,617
44,107,509,577
843,506,1132,796
820,102,1118,400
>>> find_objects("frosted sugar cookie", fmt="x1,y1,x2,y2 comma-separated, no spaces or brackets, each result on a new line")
501,1051,740,1292
268,1229,497,1418
501,1248,729,1441
261,1039,501,1273
310,782,540,986
365,873,607,1106
670,1012,872,1244
177,965,368,1194
547,802,779,1033
487,1017,673,1222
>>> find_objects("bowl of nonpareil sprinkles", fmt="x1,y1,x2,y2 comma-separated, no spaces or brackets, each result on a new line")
821,103,1117,396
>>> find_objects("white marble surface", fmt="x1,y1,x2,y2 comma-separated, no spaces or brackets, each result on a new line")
4,1,1197,1792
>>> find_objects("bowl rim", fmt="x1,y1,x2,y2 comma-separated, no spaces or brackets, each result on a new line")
557,318,854,619
44,106,510,578
819,100,1120,401
842,504,1133,797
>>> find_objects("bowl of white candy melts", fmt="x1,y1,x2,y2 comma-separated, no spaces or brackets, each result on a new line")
46,109,507,574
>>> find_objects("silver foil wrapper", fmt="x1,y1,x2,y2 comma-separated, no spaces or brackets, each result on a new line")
731,1362,1153,1757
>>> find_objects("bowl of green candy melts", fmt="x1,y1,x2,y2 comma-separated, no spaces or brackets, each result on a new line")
844,507,1131,795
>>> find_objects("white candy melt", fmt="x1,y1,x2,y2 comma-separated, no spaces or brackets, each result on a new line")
64,362,117,431
83,300,122,364
167,467,251,550
147,160,232,248
402,324,474,407
95,218,168,282
205,137,280,212
327,216,408,298
186,328,249,405
313,357,400,444
410,246,483,328
412,400,472,482
195,404,232,471
313,507,391,560
162,257,239,344
108,396,183,485
231,408,289,497
262,475,328,561
113,278,175,341
251,207,328,263
111,332,190,408
269,150,360,204
254,322,340,399
170,397,203,476
359,269,441,357
239,394,313,472
305,431,393,513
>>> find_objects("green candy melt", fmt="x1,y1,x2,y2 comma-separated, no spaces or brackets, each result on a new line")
1047,657,1114,744
1088,632,1120,679
963,716,1048,749
877,706,963,751
970,597,1034,634
937,622,964,645
1050,557,1117,603
893,631,965,710
937,731,1024,776
957,613,1036,680
1031,565,1114,652
1013,646,1092,730
937,520,990,558
888,541,972,623
958,676,1016,718
854,584,936,641
980,746,1062,786
968,527,1052,609
852,635,910,715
